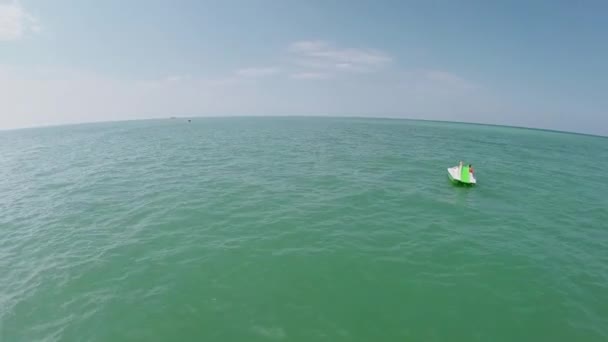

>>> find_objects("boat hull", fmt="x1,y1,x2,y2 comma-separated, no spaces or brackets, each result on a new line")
447,166,476,185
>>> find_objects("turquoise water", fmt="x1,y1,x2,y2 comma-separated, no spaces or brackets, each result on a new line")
1,117,607,341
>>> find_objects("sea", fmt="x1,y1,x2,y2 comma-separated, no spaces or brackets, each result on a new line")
1,117,607,341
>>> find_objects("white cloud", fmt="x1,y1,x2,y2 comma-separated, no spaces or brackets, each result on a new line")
165,75,189,82
235,67,281,78
229,41,391,83
0,0,39,41
290,72,331,80
289,40,392,73
289,40,328,52
391,69,479,95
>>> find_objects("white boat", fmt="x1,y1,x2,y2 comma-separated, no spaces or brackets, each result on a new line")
447,165,476,185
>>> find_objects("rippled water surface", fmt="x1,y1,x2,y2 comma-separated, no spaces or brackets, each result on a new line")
1,117,607,341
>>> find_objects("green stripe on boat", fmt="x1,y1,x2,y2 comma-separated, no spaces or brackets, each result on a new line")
461,166,470,182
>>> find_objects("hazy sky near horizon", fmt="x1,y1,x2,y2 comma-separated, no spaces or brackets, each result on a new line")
1,0,607,134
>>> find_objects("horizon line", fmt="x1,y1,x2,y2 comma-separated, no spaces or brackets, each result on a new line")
1,115,606,139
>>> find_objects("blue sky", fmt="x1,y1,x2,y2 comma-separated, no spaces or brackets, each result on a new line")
1,0,607,135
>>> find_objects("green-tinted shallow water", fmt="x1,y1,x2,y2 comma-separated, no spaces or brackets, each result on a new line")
1,117,607,341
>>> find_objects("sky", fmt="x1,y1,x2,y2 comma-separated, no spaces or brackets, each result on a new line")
1,0,607,135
